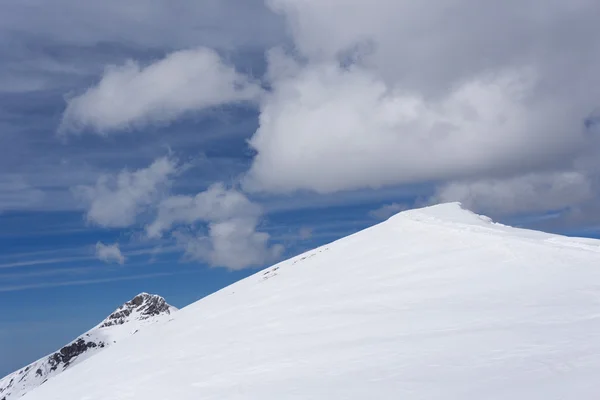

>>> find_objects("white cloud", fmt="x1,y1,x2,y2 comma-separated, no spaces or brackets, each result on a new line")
245,62,579,193
369,203,409,220
149,184,282,270
146,183,261,238
433,172,594,216
60,47,263,134
243,0,600,195
74,156,178,227
175,218,283,271
95,242,125,265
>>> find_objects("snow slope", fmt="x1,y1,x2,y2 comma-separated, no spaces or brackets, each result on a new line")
21,203,600,399
0,293,176,400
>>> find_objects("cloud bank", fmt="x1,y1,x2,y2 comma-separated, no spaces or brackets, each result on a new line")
244,0,600,195
433,172,595,216
60,0,600,236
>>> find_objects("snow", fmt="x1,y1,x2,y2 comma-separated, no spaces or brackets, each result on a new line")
0,294,176,400
20,203,600,399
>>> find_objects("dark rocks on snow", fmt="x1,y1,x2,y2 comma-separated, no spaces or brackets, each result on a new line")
99,293,172,328
48,339,99,371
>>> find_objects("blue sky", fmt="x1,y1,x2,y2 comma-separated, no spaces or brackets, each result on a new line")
1,0,600,378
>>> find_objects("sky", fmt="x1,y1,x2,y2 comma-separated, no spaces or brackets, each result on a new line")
1,0,600,378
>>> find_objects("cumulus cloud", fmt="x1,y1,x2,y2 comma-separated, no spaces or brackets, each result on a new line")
60,47,263,134
175,218,283,270
369,203,409,220
95,242,125,265
149,183,283,270
246,63,579,193
433,172,594,216
73,156,178,227
243,0,600,195
146,183,260,237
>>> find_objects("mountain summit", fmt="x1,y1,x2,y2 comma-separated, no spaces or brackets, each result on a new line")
98,292,175,329
10,203,600,399
0,293,176,400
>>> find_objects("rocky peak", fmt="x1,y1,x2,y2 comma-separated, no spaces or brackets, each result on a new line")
99,293,176,329
0,292,176,400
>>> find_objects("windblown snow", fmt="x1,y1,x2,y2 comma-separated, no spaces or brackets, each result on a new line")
0,293,176,400
16,203,600,399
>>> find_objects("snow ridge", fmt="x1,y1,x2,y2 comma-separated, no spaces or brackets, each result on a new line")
0,293,176,400
10,203,600,399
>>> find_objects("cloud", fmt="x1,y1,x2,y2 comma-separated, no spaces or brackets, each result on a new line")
298,227,313,240
433,172,595,217
0,175,45,213
242,0,600,196
95,242,125,265
0,272,173,293
245,60,591,194
146,182,261,237
0,256,94,270
0,0,283,60
148,183,283,270
266,0,599,91
60,47,263,134
73,156,178,227
369,203,409,220
175,218,283,270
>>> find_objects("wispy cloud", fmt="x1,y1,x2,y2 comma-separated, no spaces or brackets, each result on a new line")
369,203,409,220
298,227,313,240
0,256,96,270
73,156,179,227
0,175,45,213
0,272,175,293
149,183,283,270
0,267,101,281
0,243,180,270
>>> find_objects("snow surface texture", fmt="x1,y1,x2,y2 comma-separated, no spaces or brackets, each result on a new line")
19,203,600,399
0,293,177,400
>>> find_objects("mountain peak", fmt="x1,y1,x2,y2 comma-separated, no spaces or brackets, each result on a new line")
0,293,177,400
99,293,177,329
11,214,600,399
388,202,495,226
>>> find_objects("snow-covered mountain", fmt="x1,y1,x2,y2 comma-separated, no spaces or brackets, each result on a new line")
15,203,600,399
0,293,176,400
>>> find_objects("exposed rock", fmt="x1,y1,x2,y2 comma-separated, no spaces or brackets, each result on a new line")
99,293,173,328
0,293,176,400
48,339,101,371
